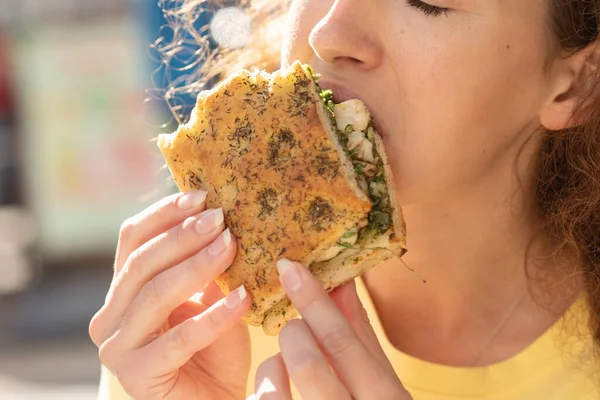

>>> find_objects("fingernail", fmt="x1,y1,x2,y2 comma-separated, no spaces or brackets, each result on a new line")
196,208,224,234
277,259,302,292
256,377,276,397
225,285,247,309
189,292,202,302
208,228,233,256
177,191,207,210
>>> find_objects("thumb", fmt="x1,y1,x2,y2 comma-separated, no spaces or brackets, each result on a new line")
329,280,393,372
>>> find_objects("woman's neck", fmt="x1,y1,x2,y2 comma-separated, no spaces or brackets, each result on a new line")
364,153,577,366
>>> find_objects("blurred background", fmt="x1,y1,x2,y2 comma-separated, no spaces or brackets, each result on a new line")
0,0,249,398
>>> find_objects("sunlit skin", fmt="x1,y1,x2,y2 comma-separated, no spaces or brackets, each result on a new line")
90,1,593,399
282,0,588,366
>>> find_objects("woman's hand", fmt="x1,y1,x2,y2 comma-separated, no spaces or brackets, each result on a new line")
89,191,252,400
253,260,412,400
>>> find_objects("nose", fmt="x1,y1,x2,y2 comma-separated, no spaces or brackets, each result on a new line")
309,0,383,71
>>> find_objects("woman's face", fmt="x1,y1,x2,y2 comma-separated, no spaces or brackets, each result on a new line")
282,0,558,205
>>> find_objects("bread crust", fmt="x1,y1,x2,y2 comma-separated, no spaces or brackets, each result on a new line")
261,128,406,334
159,62,406,333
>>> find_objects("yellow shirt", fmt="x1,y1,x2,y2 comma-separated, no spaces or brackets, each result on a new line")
99,281,598,399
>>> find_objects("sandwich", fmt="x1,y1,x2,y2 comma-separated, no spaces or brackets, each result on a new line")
157,61,407,335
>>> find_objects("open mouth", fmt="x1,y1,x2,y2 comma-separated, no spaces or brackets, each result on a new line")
319,80,360,105
319,79,387,139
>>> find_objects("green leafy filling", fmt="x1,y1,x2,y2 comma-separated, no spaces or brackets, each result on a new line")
306,65,393,242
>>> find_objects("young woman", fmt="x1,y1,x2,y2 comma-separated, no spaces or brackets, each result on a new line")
89,1,600,398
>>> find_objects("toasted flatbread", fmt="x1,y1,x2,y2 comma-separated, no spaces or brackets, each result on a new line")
158,61,406,335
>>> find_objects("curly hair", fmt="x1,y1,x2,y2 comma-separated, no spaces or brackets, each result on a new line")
537,0,600,348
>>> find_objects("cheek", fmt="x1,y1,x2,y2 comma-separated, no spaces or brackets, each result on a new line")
281,0,332,67
386,32,547,203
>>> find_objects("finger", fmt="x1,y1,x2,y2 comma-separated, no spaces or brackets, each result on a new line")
116,229,237,348
115,208,226,300
168,299,207,329
196,280,225,307
276,259,385,398
330,281,395,374
114,191,208,274
169,281,225,328
92,208,226,345
114,285,250,379
255,353,292,400
278,320,351,400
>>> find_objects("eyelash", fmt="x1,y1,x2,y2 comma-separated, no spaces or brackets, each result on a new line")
406,0,451,17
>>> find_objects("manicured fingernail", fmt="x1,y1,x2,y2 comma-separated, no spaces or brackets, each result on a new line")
208,228,233,256
189,292,202,302
277,259,302,292
196,208,224,234
177,191,207,210
256,377,276,397
225,285,247,309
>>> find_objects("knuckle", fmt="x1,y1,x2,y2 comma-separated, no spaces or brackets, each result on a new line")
169,323,193,352
174,219,189,247
295,292,320,315
119,218,136,242
98,337,120,370
320,326,357,358
204,307,222,333
121,244,151,284
138,278,167,312
186,251,206,280
89,309,106,346
125,247,143,270
175,223,186,247
148,201,167,222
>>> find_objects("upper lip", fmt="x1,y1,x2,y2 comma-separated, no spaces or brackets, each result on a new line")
318,79,361,104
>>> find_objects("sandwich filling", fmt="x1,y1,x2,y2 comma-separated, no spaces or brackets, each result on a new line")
307,67,394,262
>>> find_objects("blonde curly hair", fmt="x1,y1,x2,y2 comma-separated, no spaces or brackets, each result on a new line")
154,0,287,124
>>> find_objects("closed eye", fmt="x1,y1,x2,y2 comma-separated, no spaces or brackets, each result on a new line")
406,0,451,17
